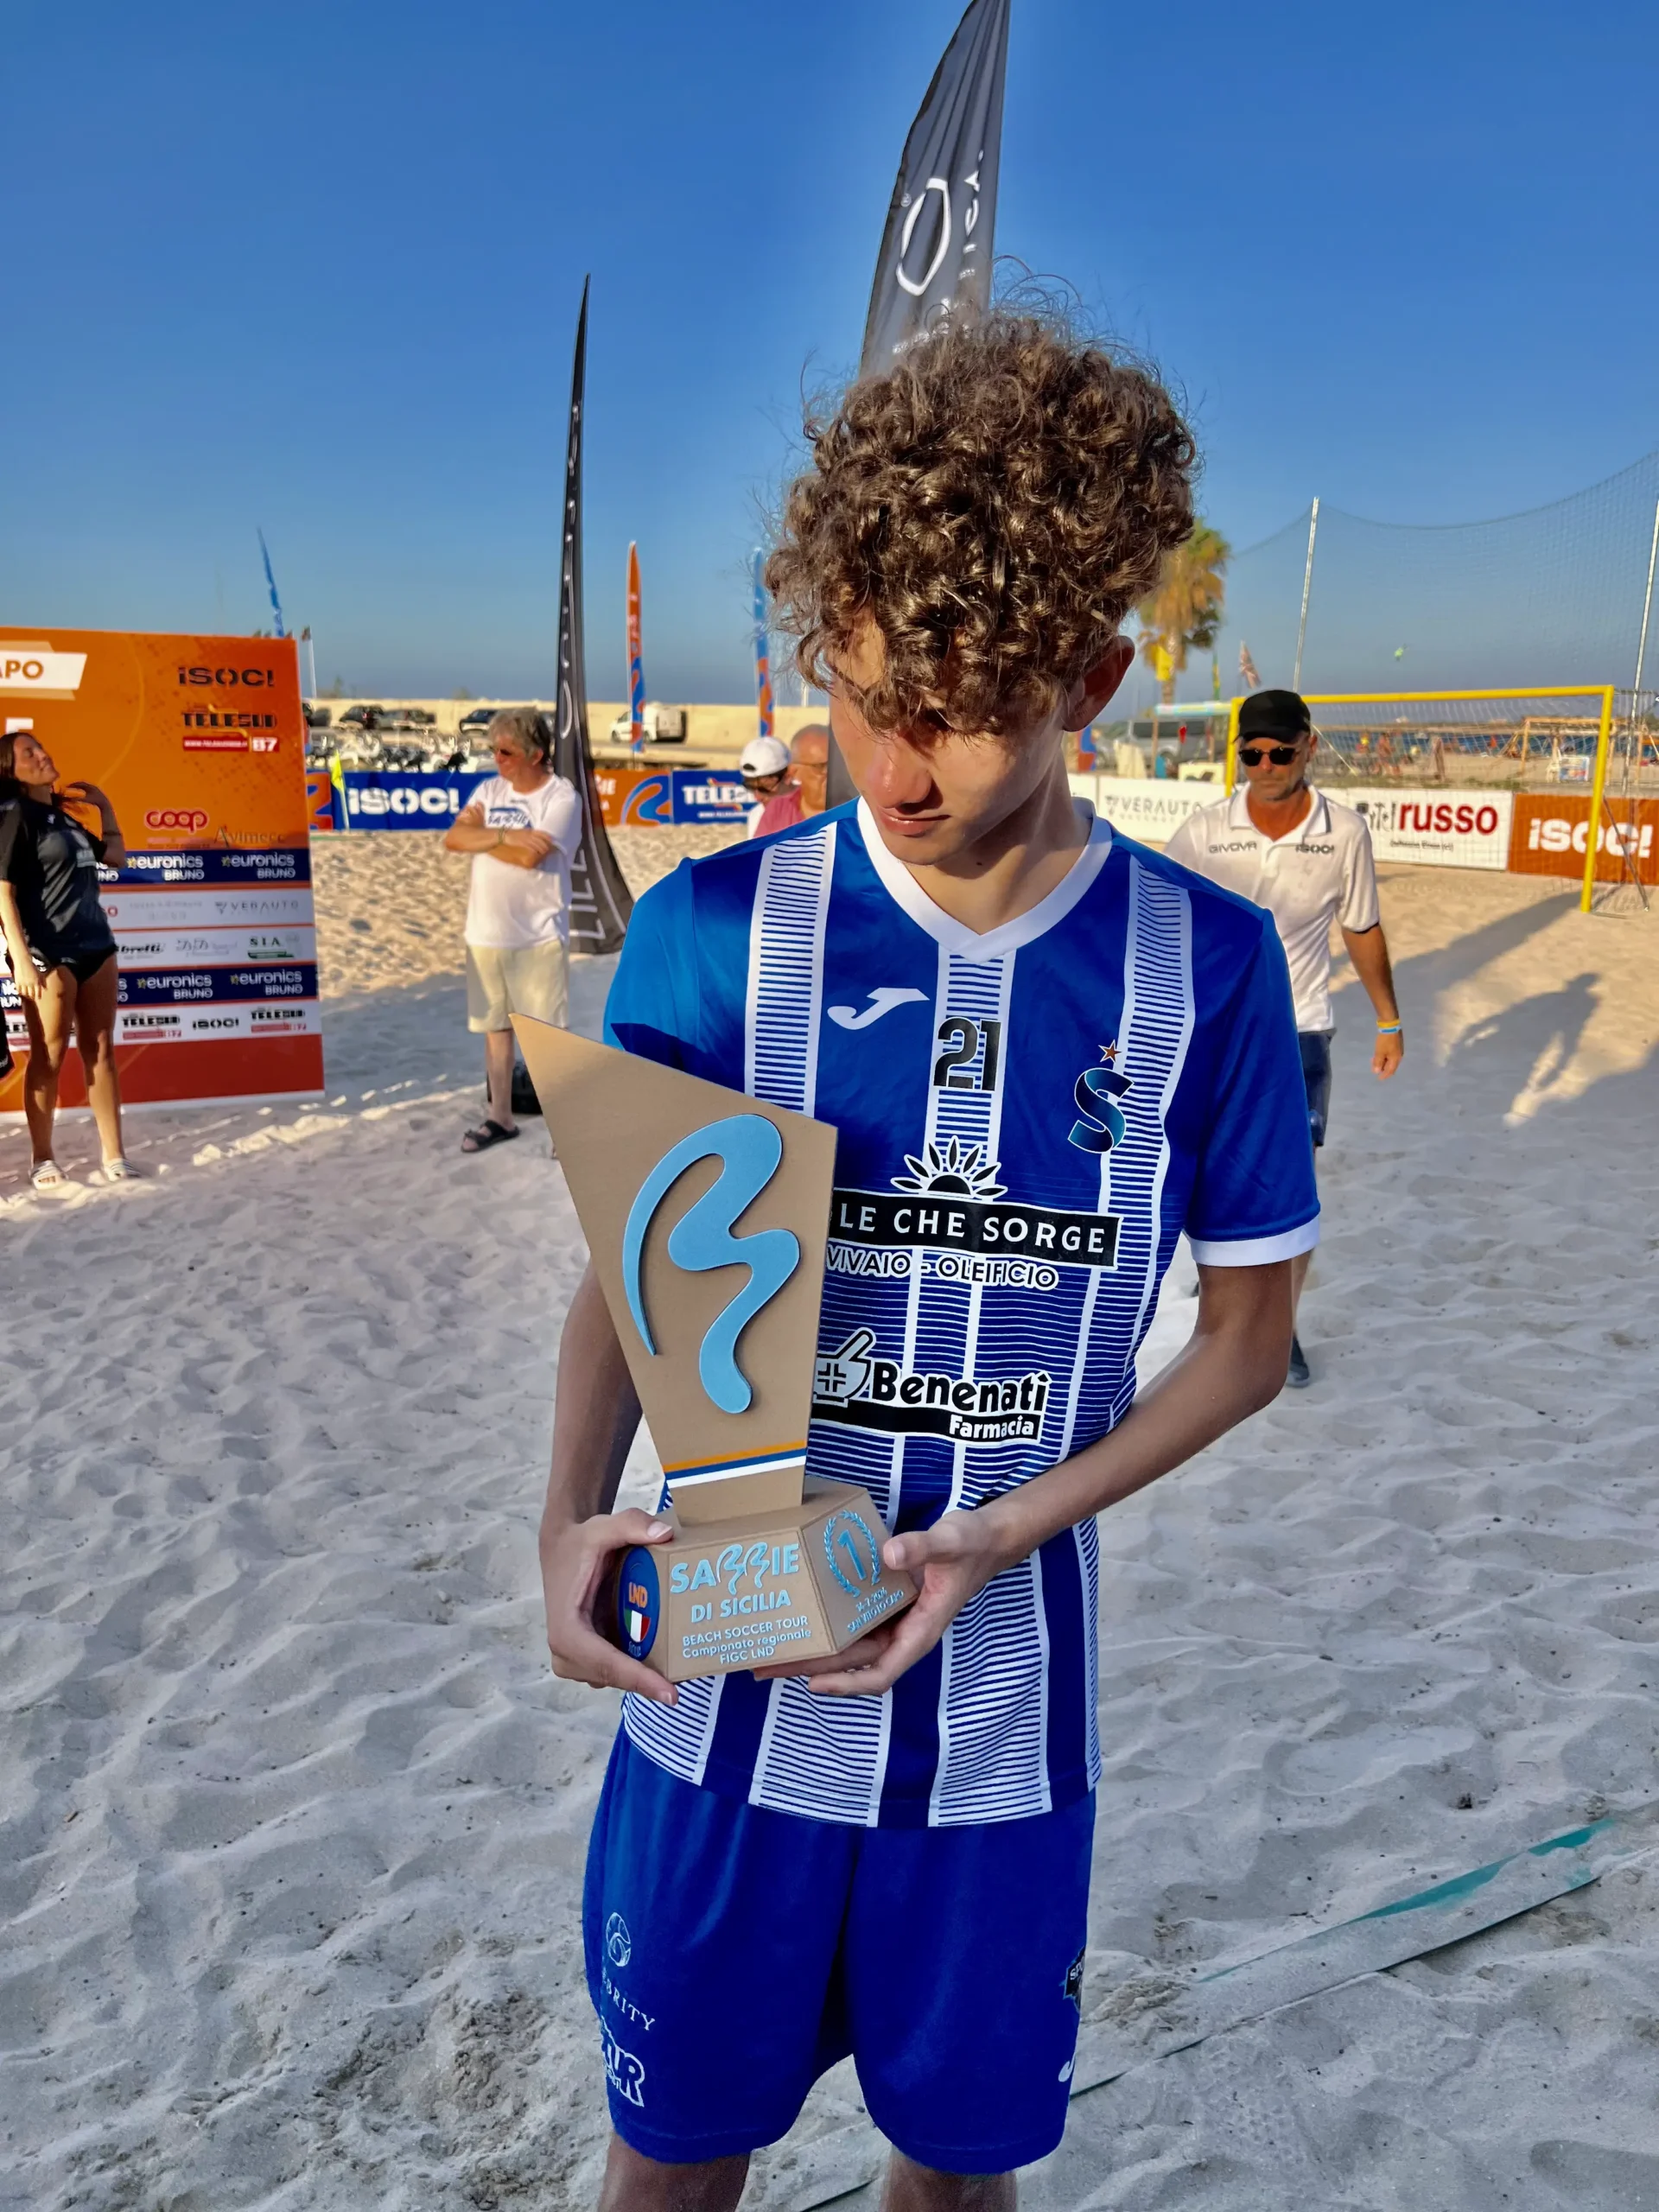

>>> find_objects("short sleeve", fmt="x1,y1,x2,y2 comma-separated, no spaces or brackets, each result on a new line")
603,861,701,1071
1160,813,1200,871
1185,912,1320,1265
545,778,582,855
1338,813,1380,933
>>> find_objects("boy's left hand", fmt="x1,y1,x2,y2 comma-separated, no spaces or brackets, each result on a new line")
753,1508,1016,1698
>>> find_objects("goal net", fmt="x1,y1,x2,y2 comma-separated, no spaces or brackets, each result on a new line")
1224,686,1656,909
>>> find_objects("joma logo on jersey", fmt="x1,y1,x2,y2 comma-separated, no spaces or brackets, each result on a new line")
813,1328,1052,1444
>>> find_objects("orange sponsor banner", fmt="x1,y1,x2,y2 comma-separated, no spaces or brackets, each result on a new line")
1509,791,1659,885
1,627,322,1112
591,764,673,826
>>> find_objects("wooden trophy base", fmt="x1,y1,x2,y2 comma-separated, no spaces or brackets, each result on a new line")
613,1475,917,1683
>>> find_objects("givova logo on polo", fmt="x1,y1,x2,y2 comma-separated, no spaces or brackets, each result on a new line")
812,1327,1052,1444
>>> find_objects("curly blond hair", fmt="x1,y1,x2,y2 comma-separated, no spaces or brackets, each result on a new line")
765,311,1196,739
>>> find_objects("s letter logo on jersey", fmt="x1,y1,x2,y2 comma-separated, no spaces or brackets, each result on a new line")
1068,1042,1134,1155
622,1115,800,1414
827,986,926,1031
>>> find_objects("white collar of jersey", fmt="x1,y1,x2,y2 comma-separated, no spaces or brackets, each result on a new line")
855,797,1114,963
1225,784,1331,844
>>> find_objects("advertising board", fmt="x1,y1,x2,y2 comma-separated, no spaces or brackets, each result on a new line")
1344,788,1513,871
0,627,321,1110
1510,792,1659,884
338,770,490,827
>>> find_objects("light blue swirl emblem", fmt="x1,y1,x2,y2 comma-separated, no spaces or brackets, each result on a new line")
622,1114,801,1414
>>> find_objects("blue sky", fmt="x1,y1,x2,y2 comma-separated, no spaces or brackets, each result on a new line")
6,0,1656,702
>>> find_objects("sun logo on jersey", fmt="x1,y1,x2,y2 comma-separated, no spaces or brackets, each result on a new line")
891,1136,1007,1201
1068,1042,1135,1155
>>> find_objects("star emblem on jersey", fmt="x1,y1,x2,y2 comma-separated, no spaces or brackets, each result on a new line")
891,1136,1007,1200
1067,1046,1134,1155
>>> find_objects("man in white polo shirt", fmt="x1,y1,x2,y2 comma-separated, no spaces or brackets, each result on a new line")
1165,688,1402,1387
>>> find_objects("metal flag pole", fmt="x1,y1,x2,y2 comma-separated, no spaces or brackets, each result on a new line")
1292,497,1319,692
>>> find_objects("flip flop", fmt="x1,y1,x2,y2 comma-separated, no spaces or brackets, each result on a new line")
101,1158,141,1182
461,1119,519,1154
29,1160,67,1192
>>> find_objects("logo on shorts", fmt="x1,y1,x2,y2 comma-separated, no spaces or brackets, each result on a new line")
601,2024,645,2107
605,1913,632,1969
1067,1042,1133,1155
1063,1945,1085,2012
622,1115,800,1415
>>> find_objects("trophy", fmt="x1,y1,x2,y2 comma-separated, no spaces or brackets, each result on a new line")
513,1018,918,1683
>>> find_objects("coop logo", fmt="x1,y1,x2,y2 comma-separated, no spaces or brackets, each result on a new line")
0,645,88,696
144,808,210,835
622,1115,800,1416
812,1326,1052,1445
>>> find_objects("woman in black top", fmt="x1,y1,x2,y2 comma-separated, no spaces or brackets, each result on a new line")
0,728,135,1190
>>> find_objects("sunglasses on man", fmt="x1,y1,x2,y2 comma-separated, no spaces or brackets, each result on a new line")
1238,741,1306,766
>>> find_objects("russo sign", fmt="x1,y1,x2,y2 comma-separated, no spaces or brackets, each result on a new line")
1344,788,1513,871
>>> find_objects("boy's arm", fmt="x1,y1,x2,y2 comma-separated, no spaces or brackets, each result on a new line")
760,1257,1290,1698
538,1262,679,1706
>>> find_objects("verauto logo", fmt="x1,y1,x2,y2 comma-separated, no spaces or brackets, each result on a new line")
0,642,88,696
144,808,210,836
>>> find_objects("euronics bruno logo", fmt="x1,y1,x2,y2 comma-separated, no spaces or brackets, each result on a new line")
621,1114,800,1414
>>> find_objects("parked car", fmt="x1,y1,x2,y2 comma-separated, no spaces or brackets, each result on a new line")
338,704,383,728
458,706,509,741
607,702,685,745
303,702,333,728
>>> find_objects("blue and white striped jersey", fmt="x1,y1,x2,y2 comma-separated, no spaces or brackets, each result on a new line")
605,798,1319,1827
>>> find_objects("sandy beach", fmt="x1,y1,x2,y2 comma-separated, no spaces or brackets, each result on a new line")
4,833,1658,2210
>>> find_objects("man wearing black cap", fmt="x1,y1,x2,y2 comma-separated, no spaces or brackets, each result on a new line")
1165,690,1402,1388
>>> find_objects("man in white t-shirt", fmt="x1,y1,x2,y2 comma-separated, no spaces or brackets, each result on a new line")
442,708,582,1154
1164,689,1402,1387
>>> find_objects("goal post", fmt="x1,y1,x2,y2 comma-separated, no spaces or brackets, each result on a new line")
1224,685,1619,912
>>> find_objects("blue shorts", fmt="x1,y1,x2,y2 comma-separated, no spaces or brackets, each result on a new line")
584,1732,1096,2174
1300,1029,1333,1147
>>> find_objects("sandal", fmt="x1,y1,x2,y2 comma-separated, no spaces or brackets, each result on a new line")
29,1160,67,1192
461,1119,519,1154
101,1157,141,1182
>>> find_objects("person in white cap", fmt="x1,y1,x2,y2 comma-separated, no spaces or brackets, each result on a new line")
738,734,791,836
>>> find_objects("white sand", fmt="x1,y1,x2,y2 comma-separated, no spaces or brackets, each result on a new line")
4,845,1658,2209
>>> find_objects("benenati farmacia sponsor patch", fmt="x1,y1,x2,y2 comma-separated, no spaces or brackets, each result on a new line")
813,1328,1052,1443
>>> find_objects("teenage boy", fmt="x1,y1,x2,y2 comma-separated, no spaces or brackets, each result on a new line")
1165,690,1402,1387
540,315,1320,2212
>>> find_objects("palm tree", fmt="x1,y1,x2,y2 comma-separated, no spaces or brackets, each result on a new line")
1137,524,1231,703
